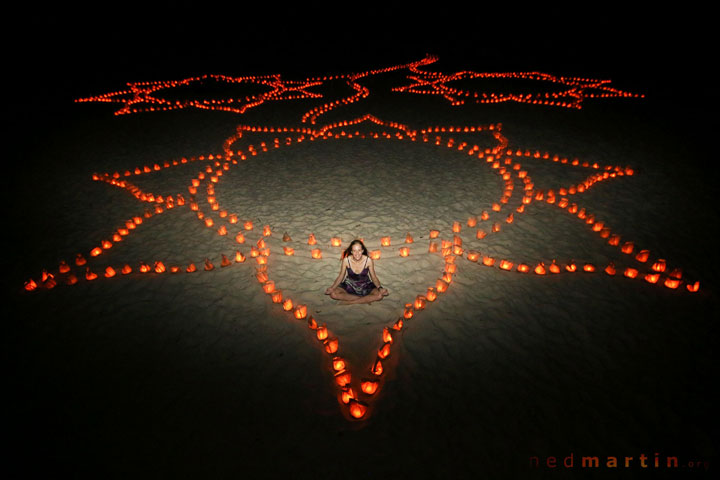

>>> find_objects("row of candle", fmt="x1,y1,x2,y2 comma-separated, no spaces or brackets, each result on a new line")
75,55,439,122
299,56,439,125
24,219,698,293
252,232,462,419
75,73,324,116
34,64,688,421
22,116,505,419
392,70,643,110
30,114,697,300
75,54,642,132
463,251,699,292
182,120,700,417
450,146,699,292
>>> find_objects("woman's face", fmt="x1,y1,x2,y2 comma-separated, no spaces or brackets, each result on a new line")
351,243,364,261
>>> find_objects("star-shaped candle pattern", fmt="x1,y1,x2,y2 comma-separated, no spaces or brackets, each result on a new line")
23,55,698,420
75,73,325,116
394,63,643,108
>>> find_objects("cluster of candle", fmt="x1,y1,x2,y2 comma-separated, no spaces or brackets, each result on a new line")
75,54,639,129
299,55,438,125
392,70,644,109
75,73,324,116
25,55,697,420
23,112,700,421
452,146,699,292
74,55,439,119
252,230,462,420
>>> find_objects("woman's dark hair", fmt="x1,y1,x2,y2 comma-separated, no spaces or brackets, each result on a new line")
342,239,368,258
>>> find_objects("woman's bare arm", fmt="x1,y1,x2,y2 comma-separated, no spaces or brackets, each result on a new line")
367,258,386,292
325,259,347,294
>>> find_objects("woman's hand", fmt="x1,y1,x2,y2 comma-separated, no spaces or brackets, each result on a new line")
379,287,388,296
325,287,334,295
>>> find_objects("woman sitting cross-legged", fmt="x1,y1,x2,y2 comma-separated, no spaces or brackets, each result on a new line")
325,239,389,304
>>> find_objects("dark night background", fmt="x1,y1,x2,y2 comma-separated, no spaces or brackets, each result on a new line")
5,3,717,478
7,4,714,110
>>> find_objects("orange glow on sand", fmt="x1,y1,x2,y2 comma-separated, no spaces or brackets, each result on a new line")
23,54,702,425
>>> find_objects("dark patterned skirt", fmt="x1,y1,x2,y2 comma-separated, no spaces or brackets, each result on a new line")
340,270,377,296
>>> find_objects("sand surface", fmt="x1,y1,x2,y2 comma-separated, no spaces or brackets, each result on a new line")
7,57,718,478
